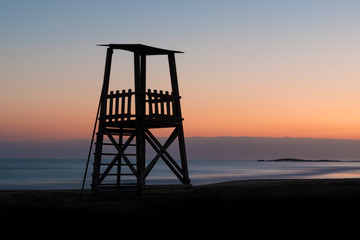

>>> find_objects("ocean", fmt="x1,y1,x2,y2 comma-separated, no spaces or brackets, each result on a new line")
1,158,360,190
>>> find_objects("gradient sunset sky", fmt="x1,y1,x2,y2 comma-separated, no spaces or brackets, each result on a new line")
1,0,360,141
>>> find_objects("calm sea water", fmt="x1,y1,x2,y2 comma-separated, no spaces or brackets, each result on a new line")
1,158,360,190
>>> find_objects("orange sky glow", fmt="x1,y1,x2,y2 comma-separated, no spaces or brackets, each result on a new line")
2,1,360,141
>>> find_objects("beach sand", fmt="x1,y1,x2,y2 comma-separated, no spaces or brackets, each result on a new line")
2,178,360,220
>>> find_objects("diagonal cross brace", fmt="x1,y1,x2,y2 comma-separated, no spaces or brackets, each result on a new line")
144,127,187,183
98,129,138,184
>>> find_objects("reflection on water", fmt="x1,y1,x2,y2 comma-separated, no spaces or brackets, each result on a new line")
1,159,360,189
313,172,360,179
188,160,360,185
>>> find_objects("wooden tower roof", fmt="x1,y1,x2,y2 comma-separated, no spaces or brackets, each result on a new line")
97,44,184,55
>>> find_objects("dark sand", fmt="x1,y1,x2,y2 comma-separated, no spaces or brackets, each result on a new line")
2,179,360,218
3,179,358,235
3,179,359,234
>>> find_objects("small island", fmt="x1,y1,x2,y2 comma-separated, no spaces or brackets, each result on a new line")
257,158,360,162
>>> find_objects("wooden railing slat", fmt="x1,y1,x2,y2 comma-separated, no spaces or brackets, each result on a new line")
127,89,132,121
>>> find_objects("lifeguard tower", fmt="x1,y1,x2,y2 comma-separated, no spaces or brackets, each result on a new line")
88,44,191,191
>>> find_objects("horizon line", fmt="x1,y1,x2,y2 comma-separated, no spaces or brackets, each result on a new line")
2,135,360,143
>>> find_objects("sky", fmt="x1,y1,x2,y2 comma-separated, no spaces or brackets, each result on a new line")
2,0,360,141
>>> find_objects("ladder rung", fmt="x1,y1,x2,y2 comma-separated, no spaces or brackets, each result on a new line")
94,142,113,145
99,174,135,177
93,153,136,156
93,144,137,149
94,143,136,146
99,173,135,176
98,183,137,186
97,153,133,156
96,132,133,136
98,163,136,166
105,128,135,132
100,132,134,136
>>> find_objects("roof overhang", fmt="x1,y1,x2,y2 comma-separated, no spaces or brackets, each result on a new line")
97,44,184,55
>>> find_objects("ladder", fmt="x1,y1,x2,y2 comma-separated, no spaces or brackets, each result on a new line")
92,127,138,190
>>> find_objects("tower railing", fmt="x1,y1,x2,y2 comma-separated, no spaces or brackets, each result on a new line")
104,89,182,123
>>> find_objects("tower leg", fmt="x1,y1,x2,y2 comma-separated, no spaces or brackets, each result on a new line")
117,129,123,189
136,126,145,188
178,126,190,184
134,53,147,189
92,125,104,190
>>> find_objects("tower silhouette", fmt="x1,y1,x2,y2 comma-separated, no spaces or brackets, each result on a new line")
89,44,191,191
